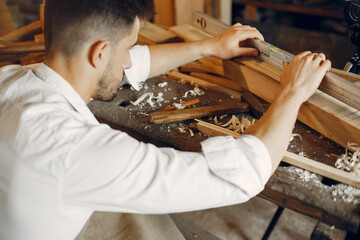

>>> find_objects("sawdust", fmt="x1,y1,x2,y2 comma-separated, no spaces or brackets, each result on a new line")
286,166,360,204
335,143,360,176
212,114,256,134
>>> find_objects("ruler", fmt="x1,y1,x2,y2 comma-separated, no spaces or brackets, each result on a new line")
192,11,360,111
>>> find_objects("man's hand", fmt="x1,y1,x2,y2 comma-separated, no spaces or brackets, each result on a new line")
245,51,331,174
280,51,331,104
204,23,264,60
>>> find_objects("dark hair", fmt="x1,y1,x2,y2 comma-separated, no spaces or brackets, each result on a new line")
44,0,154,56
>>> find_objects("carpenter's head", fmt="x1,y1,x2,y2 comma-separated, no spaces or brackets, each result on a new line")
44,0,154,101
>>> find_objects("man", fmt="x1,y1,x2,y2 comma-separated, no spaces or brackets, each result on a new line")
0,0,331,239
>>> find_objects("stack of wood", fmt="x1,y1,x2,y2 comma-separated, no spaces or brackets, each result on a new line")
139,21,360,187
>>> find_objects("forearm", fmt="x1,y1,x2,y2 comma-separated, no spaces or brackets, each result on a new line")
245,90,302,174
148,40,212,78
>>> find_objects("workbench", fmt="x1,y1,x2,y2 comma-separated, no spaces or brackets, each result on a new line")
88,76,360,238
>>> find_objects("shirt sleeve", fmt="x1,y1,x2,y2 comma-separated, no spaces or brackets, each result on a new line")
61,123,272,214
123,45,150,91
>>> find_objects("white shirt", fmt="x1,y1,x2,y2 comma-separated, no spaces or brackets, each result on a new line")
0,45,272,240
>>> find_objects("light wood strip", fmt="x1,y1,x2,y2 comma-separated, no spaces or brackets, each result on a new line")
167,71,242,100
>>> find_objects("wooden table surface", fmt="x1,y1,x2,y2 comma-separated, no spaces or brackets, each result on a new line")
88,77,360,234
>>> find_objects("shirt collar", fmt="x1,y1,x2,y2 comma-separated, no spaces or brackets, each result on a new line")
32,63,99,125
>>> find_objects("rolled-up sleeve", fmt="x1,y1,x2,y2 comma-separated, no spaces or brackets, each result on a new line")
61,123,272,214
201,135,272,197
123,45,150,90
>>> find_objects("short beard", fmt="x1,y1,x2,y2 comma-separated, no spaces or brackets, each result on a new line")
94,60,120,102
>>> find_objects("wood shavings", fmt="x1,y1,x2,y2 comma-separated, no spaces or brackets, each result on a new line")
219,115,227,120
183,87,205,98
173,103,185,110
131,92,151,105
131,92,164,108
178,126,195,137
218,115,254,134
157,82,168,88
214,116,221,126
335,143,360,176
289,133,302,142
188,128,195,137
178,127,186,134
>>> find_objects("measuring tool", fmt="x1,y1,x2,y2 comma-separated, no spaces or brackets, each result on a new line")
192,11,360,111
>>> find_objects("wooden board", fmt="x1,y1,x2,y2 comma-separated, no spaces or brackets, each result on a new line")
190,72,243,91
169,24,213,42
153,0,176,27
196,119,360,188
224,59,360,148
167,71,242,100
181,57,224,76
138,21,180,45
149,102,250,124
0,20,42,44
175,0,204,25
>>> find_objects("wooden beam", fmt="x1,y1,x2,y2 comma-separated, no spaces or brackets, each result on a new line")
220,0,232,25
180,57,224,76
0,43,45,54
167,71,242,100
169,24,213,42
190,72,243,91
138,22,180,45
175,0,204,25
223,59,360,148
196,119,360,188
149,102,250,124
0,20,42,44
153,0,176,27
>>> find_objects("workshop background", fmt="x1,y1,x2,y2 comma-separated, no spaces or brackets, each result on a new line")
0,0,359,239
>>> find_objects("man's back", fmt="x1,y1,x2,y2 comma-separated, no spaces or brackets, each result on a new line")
0,64,93,239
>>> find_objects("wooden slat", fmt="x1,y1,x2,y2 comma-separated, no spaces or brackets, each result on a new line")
190,72,243,91
0,43,45,54
0,20,42,44
181,57,224,76
138,21,180,45
175,0,204,25
153,0,176,27
149,102,250,124
223,59,360,148
167,71,242,100
169,24,213,42
195,119,360,188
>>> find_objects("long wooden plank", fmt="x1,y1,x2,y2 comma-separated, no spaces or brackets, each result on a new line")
0,43,45,54
195,119,360,188
167,71,242,100
0,20,42,44
169,24,213,42
223,59,360,148
171,22,360,147
190,72,243,91
138,21,179,45
149,102,250,124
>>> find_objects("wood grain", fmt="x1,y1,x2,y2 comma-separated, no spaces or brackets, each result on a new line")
167,71,242,100
190,72,243,91
138,21,179,45
149,102,250,124
223,59,360,148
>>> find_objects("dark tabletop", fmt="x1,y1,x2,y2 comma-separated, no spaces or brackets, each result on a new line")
88,77,360,233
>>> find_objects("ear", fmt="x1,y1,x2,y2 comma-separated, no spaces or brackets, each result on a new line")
88,40,110,68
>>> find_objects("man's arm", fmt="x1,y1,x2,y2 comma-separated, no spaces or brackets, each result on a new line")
245,52,331,174
148,24,264,78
